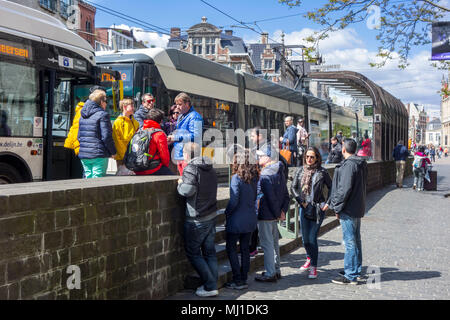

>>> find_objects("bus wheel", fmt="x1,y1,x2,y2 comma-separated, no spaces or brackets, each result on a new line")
0,163,23,184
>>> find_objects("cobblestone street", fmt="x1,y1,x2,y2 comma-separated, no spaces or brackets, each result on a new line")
171,156,450,300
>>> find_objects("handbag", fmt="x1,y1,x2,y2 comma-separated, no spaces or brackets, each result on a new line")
280,140,292,165
303,203,317,221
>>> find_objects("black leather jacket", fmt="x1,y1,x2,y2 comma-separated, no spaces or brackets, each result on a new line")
291,166,332,205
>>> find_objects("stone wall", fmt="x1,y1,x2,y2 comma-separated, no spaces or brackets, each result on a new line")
0,176,187,300
0,159,413,300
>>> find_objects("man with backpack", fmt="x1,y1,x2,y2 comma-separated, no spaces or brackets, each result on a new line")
127,108,174,176
412,146,431,191
177,142,219,297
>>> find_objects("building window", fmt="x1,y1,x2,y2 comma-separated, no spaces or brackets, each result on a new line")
429,133,433,141
86,21,92,33
206,38,215,55
40,0,57,12
59,0,72,18
232,64,241,71
264,59,273,69
193,38,202,55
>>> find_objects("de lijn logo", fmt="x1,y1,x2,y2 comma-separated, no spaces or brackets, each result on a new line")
66,265,81,290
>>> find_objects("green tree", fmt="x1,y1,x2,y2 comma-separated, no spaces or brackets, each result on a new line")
279,0,450,68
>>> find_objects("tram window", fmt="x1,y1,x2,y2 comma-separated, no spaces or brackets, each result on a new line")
0,60,38,137
192,95,235,131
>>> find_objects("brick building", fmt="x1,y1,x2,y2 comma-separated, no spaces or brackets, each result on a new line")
77,0,96,47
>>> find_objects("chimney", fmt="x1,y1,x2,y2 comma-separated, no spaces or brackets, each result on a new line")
261,33,268,44
170,27,181,39
225,30,233,36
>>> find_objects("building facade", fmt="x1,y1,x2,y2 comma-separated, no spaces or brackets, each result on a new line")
442,96,450,147
406,102,427,145
167,17,255,74
425,118,442,146
247,33,298,88
168,18,304,88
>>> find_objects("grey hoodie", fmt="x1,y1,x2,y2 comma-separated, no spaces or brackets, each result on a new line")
177,157,218,223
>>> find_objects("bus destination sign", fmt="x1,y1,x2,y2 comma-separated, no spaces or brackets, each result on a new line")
0,39,32,60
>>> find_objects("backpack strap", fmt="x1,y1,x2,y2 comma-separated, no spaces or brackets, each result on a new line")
143,128,164,159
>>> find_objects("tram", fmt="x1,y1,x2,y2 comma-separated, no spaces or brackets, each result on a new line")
96,47,371,158
0,1,120,183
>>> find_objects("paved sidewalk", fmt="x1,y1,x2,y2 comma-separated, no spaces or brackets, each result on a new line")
170,156,450,300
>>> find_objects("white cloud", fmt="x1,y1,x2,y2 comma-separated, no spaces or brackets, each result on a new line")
109,24,170,48
268,27,446,113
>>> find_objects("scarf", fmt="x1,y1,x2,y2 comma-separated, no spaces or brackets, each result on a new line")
301,162,319,197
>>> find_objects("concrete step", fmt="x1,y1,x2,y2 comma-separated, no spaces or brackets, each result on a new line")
183,216,340,290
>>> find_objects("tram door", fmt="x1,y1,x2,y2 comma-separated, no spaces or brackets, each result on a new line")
42,71,87,181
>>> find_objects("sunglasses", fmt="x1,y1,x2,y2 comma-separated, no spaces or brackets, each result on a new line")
306,155,316,159
147,99,155,103
172,111,180,114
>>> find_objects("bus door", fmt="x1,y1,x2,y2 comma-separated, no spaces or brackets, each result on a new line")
42,70,85,181
42,68,122,181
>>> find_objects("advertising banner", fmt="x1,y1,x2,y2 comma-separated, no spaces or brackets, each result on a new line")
432,22,450,61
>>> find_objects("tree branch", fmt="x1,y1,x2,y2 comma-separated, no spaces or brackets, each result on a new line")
419,0,450,12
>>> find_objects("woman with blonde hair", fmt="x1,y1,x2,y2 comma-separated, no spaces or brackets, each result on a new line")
112,98,139,174
78,89,116,178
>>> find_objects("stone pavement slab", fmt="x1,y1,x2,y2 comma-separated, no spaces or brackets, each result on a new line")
169,156,450,300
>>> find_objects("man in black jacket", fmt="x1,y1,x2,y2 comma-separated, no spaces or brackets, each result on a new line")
327,136,343,164
328,139,367,285
177,142,219,297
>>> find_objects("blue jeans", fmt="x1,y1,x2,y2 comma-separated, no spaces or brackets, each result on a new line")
339,213,362,281
258,220,280,277
183,218,218,291
226,232,251,284
300,206,325,267
413,167,425,189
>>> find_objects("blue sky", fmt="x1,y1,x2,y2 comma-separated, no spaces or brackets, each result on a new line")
91,0,447,116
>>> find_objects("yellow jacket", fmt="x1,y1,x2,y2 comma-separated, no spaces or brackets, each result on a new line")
64,102,84,155
112,115,139,160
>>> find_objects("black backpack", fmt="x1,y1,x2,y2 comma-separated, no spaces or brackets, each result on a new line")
124,127,164,172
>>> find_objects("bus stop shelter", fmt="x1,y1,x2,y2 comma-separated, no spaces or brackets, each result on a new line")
307,71,409,161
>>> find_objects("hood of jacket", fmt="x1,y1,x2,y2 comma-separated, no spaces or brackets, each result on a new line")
75,102,84,112
340,155,366,168
142,119,161,130
80,99,103,119
261,161,281,176
188,156,214,171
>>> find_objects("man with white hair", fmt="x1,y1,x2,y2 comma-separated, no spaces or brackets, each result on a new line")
279,116,298,166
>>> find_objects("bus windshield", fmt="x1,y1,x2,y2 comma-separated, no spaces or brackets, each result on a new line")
99,64,133,119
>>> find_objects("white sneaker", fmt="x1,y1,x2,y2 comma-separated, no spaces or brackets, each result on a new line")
195,287,219,297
